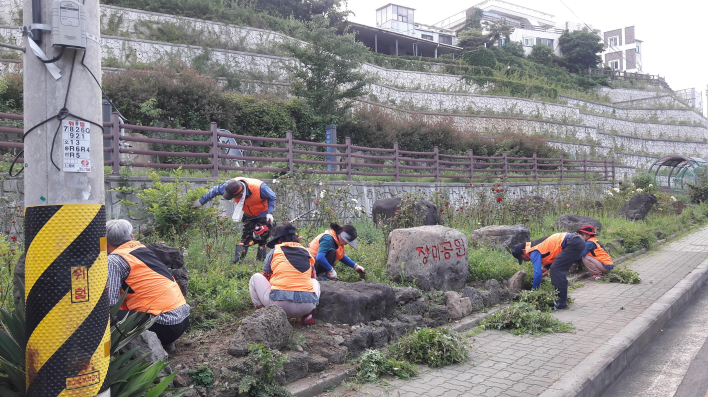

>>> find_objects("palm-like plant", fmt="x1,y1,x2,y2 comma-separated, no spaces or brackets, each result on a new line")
0,287,185,397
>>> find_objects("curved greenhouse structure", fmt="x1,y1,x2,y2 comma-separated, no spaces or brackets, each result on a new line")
648,155,708,192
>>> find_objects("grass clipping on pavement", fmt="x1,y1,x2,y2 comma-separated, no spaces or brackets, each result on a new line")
479,284,575,335
598,266,641,284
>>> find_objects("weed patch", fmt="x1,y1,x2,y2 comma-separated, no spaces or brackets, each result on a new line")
355,349,418,383
389,328,469,368
480,302,575,335
231,345,291,397
189,365,215,389
599,267,641,284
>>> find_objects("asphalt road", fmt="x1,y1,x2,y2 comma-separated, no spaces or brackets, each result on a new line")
604,280,708,397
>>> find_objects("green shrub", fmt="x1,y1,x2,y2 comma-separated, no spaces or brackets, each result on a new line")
687,183,708,204
480,302,575,335
518,284,561,311
390,328,468,368
620,230,656,253
189,365,215,389
355,349,418,383
232,345,291,397
468,247,530,284
463,47,497,68
632,173,657,191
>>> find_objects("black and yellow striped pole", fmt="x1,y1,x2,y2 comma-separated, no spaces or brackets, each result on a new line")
24,205,110,396
22,0,108,394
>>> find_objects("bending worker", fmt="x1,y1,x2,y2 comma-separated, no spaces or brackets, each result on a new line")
308,223,365,279
193,177,276,263
511,231,585,310
577,225,614,280
106,219,190,352
249,222,320,325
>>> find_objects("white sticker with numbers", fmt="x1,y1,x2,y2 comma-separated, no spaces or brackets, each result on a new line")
62,119,91,173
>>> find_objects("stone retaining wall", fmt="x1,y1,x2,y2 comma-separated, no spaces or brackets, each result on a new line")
597,132,707,158
563,97,706,126
614,95,686,109
597,87,671,103
0,0,18,25
580,113,708,141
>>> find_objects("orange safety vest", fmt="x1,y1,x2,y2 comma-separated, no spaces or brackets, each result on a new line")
233,177,268,217
112,241,187,316
308,229,345,262
269,242,316,292
588,236,614,265
524,233,567,266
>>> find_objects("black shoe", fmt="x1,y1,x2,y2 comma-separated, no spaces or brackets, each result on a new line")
555,303,568,310
233,245,246,264
256,247,267,261
163,343,176,353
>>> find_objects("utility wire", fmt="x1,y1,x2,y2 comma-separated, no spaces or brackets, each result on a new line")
557,0,627,65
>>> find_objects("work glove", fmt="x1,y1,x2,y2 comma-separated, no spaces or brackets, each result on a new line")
354,264,366,277
266,213,274,224
327,269,338,280
191,199,202,209
542,266,550,278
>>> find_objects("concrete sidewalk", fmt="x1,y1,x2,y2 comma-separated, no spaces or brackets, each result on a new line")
327,226,708,397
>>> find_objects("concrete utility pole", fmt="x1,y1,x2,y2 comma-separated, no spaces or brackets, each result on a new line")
22,0,110,396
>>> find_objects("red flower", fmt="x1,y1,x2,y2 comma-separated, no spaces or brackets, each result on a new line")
498,184,501,187
10,236,16,242
440,209,444,212
496,197,503,203
445,202,449,205
496,189,500,193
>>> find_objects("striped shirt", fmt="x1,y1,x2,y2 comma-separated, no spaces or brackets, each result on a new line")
107,254,190,325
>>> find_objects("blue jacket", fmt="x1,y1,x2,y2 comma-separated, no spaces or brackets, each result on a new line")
198,180,276,219
529,233,569,289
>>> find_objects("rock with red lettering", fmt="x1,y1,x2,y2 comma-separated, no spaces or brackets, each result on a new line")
386,225,469,291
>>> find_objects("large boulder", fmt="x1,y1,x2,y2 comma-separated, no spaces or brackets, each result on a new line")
386,226,469,291
372,197,439,227
554,214,603,233
481,279,501,307
123,331,171,376
146,243,189,297
619,193,658,221
314,281,396,324
470,225,530,250
228,306,292,357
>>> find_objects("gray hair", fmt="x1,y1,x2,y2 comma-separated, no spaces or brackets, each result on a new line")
106,219,133,246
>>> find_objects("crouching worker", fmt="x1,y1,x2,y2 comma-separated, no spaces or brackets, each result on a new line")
249,222,320,325
511,232,586,310
308,223,365,280
106,220,190,352
577,225,614,280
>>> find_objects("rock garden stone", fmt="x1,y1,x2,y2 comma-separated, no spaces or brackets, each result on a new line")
399,300,428,316
282,351,309,383
372,197,439,226
146,243,189,297
124,331,171,376
481,279,501,307
507,270,527,292
382,318,418,342
307,354,329,373
228,306,292,357
314,281,396,324
470,225,530,250
317,345,348,364
343,326,390,358
619,193,657,221
443,291,472,319
392,286,423,303
425,305,451,328
462,287,485,312
387,225,469,291
554,214,603,233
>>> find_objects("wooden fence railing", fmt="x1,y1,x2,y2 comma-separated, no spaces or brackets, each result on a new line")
0,112,615,182
589,68,672,91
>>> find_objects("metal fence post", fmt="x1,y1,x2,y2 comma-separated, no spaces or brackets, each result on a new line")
394,142,400,182
583,155,587,181
210,122,219,177
345,137,352,181
604,157,608,180
612,157,616,182
560,154,564,182
286,130,294,174
434,146,440,183
111,112,121,175
468,149,474,183
503,151,508,179
533,152,538,182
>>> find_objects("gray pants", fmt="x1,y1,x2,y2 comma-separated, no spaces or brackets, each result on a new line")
249,273,321,318
583,256,612,274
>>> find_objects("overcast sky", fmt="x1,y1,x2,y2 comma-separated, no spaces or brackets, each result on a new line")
345,0,708,115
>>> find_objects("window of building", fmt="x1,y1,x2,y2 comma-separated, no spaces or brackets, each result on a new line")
609,60,619,70
636,45,640,53
498,38,507,47
422,34,433,41
523,37,534,47
537,38,553,47
439,34,453,45
391,5,411,23
608,36,619,47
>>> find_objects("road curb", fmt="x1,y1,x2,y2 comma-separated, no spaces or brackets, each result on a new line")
539,257,708,397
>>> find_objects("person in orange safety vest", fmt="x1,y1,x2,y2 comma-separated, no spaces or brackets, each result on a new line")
576,225,614,281
511,231,585,310
106,219,190,352
192,177,276,264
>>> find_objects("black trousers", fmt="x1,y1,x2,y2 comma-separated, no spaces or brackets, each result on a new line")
237,216,268,261
549,234,586,306
314,250,338,276
117,310,190,346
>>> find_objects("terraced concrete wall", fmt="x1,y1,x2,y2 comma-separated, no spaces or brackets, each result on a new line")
614,95,686,109
580,113,708,141
597,132,708,158
0,0,18,25
563,97,707,126
597,87,671,103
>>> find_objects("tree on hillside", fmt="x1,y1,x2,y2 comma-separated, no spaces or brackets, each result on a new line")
558,28,604,72
528,44,557,66
281,14,371,127
484,19,514,47
249,0,350,24
457,28,489,50
457,17,515,51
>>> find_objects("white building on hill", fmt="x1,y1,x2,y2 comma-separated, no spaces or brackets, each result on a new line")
601,26,642,72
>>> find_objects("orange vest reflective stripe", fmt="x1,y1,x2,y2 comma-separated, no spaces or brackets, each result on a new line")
524,233,567,266
308,229,345,262
234,177,268,217
270,242,316,292
588,237,613,265
112,241,187,316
